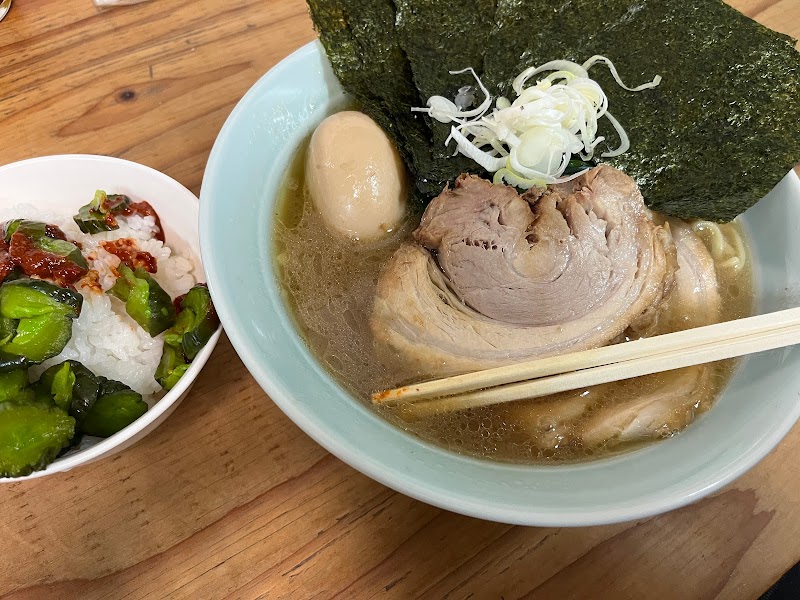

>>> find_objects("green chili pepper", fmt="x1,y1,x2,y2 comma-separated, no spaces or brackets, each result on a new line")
73,190,131,234
163,309,193,349
0,279,82,364
37,361,99,426
0,278,82,318
2,219,22,242
36,237,88,270
69,367,100,425
36,361,148,437
36,362,76,412
154,284,218,390
98,378,129,397
164,364,189,391
155,344,189,391
0,369,33,404
108,265,176,336
178,285,219,360
5,220,87,270
2,357,150,476
2,314,73,363
0,402,75,478
0,219,48,242
81,390,148,438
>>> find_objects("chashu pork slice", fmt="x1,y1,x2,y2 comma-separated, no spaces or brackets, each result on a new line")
371,166,677,376
580,366,708,448
501,226,722,452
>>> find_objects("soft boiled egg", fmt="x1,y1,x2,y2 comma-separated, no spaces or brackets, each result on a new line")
305,111,407,240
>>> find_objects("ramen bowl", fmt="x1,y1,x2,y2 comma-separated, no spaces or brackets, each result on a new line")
200,41,800,526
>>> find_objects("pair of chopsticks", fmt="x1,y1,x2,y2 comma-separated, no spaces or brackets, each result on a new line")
371,307,800,416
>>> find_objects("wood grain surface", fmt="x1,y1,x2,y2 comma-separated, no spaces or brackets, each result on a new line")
1,1,799,598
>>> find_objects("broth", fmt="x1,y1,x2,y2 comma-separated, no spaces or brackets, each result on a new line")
273,141,753,464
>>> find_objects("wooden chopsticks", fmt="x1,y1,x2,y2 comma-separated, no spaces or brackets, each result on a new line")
371,307,800,415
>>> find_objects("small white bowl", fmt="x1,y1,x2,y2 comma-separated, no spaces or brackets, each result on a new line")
0,154,221,482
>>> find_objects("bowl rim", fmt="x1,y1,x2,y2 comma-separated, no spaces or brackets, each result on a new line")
0,153,222,483
200,40,800,526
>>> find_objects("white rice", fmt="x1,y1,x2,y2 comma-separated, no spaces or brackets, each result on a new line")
0,204,197,397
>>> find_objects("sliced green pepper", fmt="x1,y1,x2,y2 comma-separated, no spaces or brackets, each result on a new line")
178,285,219,360
0,219,52,242
2,219,22,242
35,361,147,437
154,284,218,390
155,344,189,391
0,279,82,364
108,265,175,336
3,314,73,363
36,362,76,412
51,363,76,411
163,308,193,349
81,390,148,438
0,402,75,478
73,190,131,234
36,237,88,270
164,364,189,391
5,220,87,270
37,361,100,426
0,369,33,404
0,278,82,318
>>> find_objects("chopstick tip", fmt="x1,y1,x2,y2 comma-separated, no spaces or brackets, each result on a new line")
371,385,418,404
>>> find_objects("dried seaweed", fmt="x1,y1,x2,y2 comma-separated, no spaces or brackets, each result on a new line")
308,0,477,197
484,0,800,221
308,0,800,221
394,0,497,154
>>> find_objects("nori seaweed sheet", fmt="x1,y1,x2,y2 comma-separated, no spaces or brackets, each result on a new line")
394,0,497,155
307,0,441,197
308,0,800,221
484,0,800,221
308,0,477,197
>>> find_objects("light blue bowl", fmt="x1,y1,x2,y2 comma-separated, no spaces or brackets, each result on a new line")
200,41,800,526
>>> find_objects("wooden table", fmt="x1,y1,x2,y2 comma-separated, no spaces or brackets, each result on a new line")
1,1,799,598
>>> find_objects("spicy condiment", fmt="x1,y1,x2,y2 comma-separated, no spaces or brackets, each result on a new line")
44,224,67,241
8,231,87,287
100,238,158,273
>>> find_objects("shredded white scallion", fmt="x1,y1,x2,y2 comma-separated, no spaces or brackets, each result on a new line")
412,56,661,188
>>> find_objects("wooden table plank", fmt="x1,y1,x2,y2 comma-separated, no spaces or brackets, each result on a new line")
0,1,799,598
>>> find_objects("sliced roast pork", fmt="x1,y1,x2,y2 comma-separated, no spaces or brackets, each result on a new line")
499,221,721,452
371,166,677,376
580,366,707,448
502,365,709,452
663,218,721,330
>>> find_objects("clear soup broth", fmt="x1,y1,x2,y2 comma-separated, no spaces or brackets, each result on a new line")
274,141,753,464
